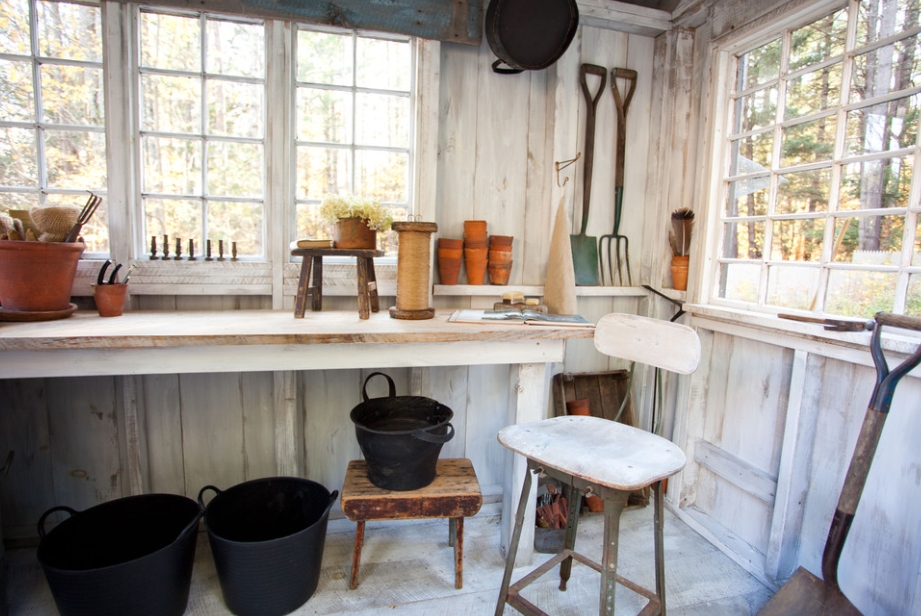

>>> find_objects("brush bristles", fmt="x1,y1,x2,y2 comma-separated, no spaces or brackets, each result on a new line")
669,208,695,256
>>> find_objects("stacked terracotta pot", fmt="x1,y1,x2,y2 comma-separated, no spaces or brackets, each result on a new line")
437,237,463,285
488,235,513,285
463,220,488,285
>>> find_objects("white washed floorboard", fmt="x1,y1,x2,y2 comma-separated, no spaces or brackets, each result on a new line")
5,507,773,615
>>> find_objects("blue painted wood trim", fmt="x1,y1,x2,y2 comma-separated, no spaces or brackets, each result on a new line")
129,0,483,45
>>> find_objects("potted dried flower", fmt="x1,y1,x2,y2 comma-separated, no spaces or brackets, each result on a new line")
668,208,694,291
319,194,393,249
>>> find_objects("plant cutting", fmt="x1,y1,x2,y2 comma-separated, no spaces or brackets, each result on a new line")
319,194,393,249
668,207,695,291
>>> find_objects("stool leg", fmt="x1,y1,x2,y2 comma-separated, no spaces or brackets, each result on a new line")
357,257,370,319
495,460,537,616
454,517,464,589
294,255,313,318
350,520,366,590
559,483,582,591
366,257,380,313
600,491,629,616
654,480,667,615
311,255,323,311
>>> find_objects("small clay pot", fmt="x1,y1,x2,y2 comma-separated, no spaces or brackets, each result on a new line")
489,235,513,246
465,257,488,285
566,398,591,416
334,217,377,249
585,494,604,512
487,263,511,285
670,255,689,291
437,247,463,260
463,239,488,249
488,250,513,264
463,220,487,236
438,238,464,249
92,283,129,317
488,243,512,253
438,257,462,285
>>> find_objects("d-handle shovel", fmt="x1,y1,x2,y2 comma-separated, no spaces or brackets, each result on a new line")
600,68,636,286
571,64,606,286
758,312,921,616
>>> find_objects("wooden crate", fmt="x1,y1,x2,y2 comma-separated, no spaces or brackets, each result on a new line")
551,370,649,507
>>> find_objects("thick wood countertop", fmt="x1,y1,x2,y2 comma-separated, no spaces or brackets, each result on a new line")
0,309,593,351
0,310,593,378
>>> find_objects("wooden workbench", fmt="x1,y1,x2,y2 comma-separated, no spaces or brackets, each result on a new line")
0,309,592,562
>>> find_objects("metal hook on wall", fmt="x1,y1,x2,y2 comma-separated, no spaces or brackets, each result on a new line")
555,152,581,188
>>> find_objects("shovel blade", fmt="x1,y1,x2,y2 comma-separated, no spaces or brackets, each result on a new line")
757,568,862,616
571,234,599,286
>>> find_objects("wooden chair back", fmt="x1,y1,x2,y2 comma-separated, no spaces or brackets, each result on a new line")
593,313,700,375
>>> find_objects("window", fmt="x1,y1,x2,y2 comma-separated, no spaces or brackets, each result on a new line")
293,27,414,255
0,0,108,252
0,2,417,264
714,0,921,317
139,9,266,259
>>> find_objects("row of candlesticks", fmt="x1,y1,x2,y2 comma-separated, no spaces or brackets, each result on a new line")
149,235,237,261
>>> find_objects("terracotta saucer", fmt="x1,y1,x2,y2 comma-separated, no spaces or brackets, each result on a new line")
0,303,78,322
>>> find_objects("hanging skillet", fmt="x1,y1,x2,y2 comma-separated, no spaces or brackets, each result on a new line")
486,0,579,75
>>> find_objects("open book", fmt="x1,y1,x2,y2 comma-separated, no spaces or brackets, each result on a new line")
447,309,594,328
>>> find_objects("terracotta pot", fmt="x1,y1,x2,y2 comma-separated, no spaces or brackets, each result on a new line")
464,247,487,258
585,494,604,512
465,256,488,285
488,243,512,252
488,263,511,285
437,247,463,260
670,255,689,291
463,239,488,249
438,257,462,285
463,220,487,236
438,238,464,249
488,250,513,264
566,398,590,416
0,240,84,312
92,283,129,317
334,218,377,249
489,235,513,246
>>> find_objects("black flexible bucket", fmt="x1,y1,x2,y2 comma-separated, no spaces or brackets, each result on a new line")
350,372,454,491
36,493,202,616
198,478,338,616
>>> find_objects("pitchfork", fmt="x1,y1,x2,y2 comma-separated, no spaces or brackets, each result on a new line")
599,68,637,286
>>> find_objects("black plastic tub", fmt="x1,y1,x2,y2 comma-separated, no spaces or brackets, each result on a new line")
36,493,202,616
350,372,455,491
199,477,338,616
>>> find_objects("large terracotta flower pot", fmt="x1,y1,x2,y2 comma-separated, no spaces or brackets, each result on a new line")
334,218,377,249
0,240,84,312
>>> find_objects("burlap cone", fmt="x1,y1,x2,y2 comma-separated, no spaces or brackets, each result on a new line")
543,195,578,315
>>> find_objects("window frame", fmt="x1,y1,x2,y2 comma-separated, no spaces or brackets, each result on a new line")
700,0,921,318
0,0,436,305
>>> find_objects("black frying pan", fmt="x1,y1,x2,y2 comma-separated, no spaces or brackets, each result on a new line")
485,0,579,74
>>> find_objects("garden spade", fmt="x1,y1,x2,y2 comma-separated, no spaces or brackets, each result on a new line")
571,64,606,286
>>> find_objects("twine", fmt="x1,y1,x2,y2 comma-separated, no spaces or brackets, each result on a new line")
393,222,436,311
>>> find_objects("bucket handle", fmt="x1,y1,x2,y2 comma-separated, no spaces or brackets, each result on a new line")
197,484,223,509
37,505,78,539
412,422,455,444
362,372,396,401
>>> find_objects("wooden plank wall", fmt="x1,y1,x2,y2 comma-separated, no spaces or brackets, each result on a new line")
0,23,654,543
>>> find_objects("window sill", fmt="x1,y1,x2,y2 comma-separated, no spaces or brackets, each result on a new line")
434,285,676,298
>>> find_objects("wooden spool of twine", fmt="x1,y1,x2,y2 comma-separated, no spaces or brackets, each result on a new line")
390,221,438,320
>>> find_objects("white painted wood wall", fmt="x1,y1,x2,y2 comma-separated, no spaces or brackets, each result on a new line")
2,2,919,615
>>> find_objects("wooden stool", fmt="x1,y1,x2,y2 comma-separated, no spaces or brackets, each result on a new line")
291,248,383,319
340,458,482,590
496,314,701,616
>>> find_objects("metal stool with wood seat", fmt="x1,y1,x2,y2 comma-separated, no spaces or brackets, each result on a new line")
495,313,701,616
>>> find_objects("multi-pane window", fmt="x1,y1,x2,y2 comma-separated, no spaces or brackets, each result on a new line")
294,27,414,255
139,9,266,258
717,0,921,317
0,0,108,252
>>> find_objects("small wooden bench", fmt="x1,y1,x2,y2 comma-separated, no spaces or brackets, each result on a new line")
340,458,482,590
291,248,383,319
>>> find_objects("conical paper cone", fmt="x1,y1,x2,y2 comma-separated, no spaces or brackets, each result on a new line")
543,195,578,315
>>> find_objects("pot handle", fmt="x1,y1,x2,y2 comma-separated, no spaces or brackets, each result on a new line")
412,422,455,444
37,505,78,539
197,485,222,509
492,59,523,75
362,372,397,401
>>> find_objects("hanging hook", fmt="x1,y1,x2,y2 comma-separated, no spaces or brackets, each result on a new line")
555,152,581,188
